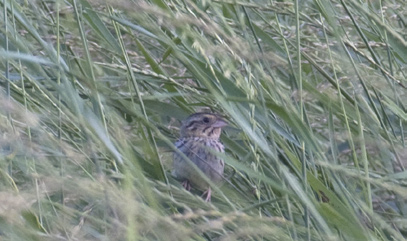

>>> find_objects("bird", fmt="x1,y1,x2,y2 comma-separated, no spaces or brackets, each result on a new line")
172,112,227,202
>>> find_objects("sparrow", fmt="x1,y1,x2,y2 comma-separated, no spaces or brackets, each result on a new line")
172,112,227,201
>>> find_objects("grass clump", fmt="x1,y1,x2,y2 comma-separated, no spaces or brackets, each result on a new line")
1,0,407,240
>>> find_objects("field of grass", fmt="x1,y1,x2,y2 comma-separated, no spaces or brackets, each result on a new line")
1,0,407,240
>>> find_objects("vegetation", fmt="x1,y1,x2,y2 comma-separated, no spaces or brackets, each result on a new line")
1,0,407,240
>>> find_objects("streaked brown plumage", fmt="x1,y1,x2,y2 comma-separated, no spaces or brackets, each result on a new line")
172,112,227,201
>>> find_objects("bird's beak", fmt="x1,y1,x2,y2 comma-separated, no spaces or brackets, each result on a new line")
212,118,228,128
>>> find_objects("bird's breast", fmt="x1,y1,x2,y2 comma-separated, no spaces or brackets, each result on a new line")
176,137,224,153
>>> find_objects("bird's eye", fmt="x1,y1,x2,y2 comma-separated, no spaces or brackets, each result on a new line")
202,117,211,123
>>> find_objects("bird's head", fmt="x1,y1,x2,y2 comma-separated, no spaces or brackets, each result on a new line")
180,112,227,139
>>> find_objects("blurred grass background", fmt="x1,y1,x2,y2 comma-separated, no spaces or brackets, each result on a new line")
1,0,407,240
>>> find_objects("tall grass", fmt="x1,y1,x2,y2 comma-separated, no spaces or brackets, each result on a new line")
1,0,407,240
